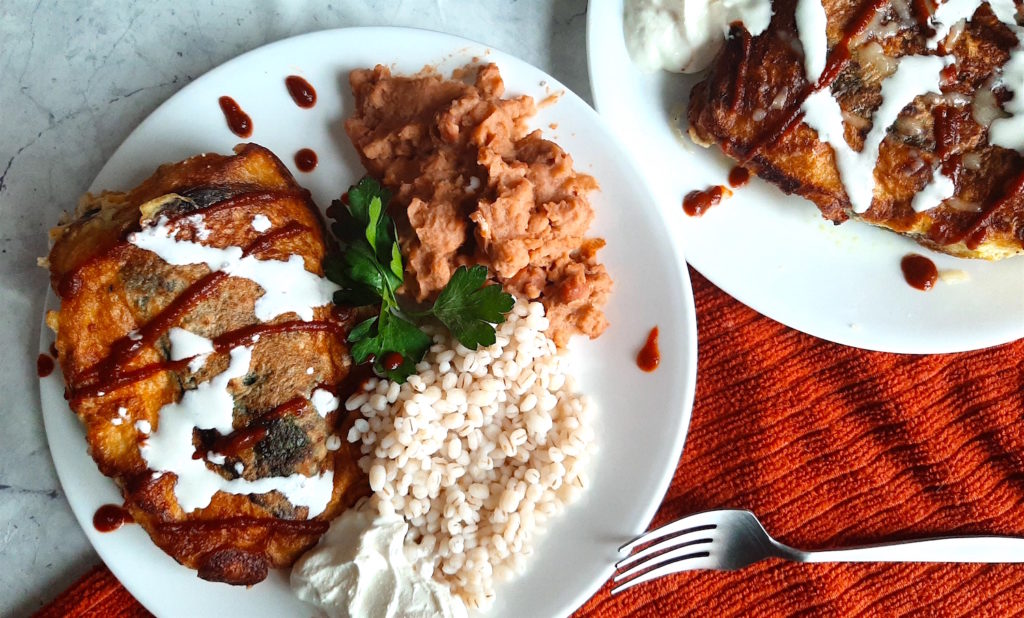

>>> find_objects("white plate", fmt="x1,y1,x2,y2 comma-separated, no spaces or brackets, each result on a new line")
37,27,697,618
587,0,1024,353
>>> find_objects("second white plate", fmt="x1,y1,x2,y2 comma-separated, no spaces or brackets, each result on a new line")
39,26,698,618
587,0,1024,353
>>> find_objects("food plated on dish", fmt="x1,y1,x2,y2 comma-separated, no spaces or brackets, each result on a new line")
588,0,1024,353
44,63,603,610
36,28,697,618
44,143,365,585
685,0,1024,261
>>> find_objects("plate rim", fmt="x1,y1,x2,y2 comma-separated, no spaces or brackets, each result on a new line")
38,24,699,618
585,0,1024,355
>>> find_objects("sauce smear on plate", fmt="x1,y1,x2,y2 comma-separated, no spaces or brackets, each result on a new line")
683,186,730,217
382,352,404,372
728,166,750,188
637,327,661,372
218,96,253,138
93,504,134,532
285,76,317,108
901,254,938,291
295,148,318,172
37,353,55,378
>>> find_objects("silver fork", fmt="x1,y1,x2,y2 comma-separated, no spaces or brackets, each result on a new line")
613,509,1024,594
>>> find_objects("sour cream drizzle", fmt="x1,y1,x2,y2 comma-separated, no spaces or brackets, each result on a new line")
801,54,948,213
128,214,341,518
928,0,1024,153
796,0,829,82
928,0,1018,47
168,327,214,361
793,0,1024,213
251,214,273,232
623,0,773,73
139,344,335,515
989,20,1024,151
311,389,340,418
912,168,957,212
129,217,339,321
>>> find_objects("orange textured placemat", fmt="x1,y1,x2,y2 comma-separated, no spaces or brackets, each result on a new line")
33,565,151,618
36,269,1024,617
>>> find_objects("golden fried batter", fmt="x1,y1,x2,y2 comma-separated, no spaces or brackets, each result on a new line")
688,0,1024,259
46,144,366,585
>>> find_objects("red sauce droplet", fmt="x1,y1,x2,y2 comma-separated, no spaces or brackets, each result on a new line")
683,186,731,217
728,166,750,188
901,254,938,291
58,272,83,299
965,227,988,251
37,353,55,378
637,327,660,372
382,352,404,372
295,148,318,172
209,426,269,458
261,396,311,423
285,75,317,108
93,504,134,532
218,96,253,138
939,64,957,84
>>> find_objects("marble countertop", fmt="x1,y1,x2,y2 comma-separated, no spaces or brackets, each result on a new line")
0,1,590,614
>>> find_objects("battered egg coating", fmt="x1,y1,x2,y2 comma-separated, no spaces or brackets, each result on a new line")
46,144,367,585
688,0,1024,259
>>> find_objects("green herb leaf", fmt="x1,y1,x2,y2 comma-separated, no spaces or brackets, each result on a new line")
348,316,378,343
389,239,404,282
325,245,386,307
325,178,514,383
347,177,390,226
349,309,431,382
432,265,515,349
365,196,381,250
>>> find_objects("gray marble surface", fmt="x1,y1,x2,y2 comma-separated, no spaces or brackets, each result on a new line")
0,1,591,614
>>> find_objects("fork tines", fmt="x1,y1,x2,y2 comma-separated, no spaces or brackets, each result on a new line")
612,513,721,594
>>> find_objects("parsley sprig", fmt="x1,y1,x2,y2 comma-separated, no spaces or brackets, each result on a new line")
325,178,514,382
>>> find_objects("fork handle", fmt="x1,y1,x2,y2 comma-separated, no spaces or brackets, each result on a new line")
798,536,1024,563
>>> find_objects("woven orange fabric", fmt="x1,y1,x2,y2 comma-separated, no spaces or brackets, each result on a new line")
37,269,1024,617
576,269,1024,617
33,565,151,618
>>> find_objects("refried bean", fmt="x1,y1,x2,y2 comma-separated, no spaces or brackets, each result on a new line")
345,63,612,346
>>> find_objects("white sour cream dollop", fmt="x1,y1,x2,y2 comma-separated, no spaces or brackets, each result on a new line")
291,508,467,618
624,0,773,73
